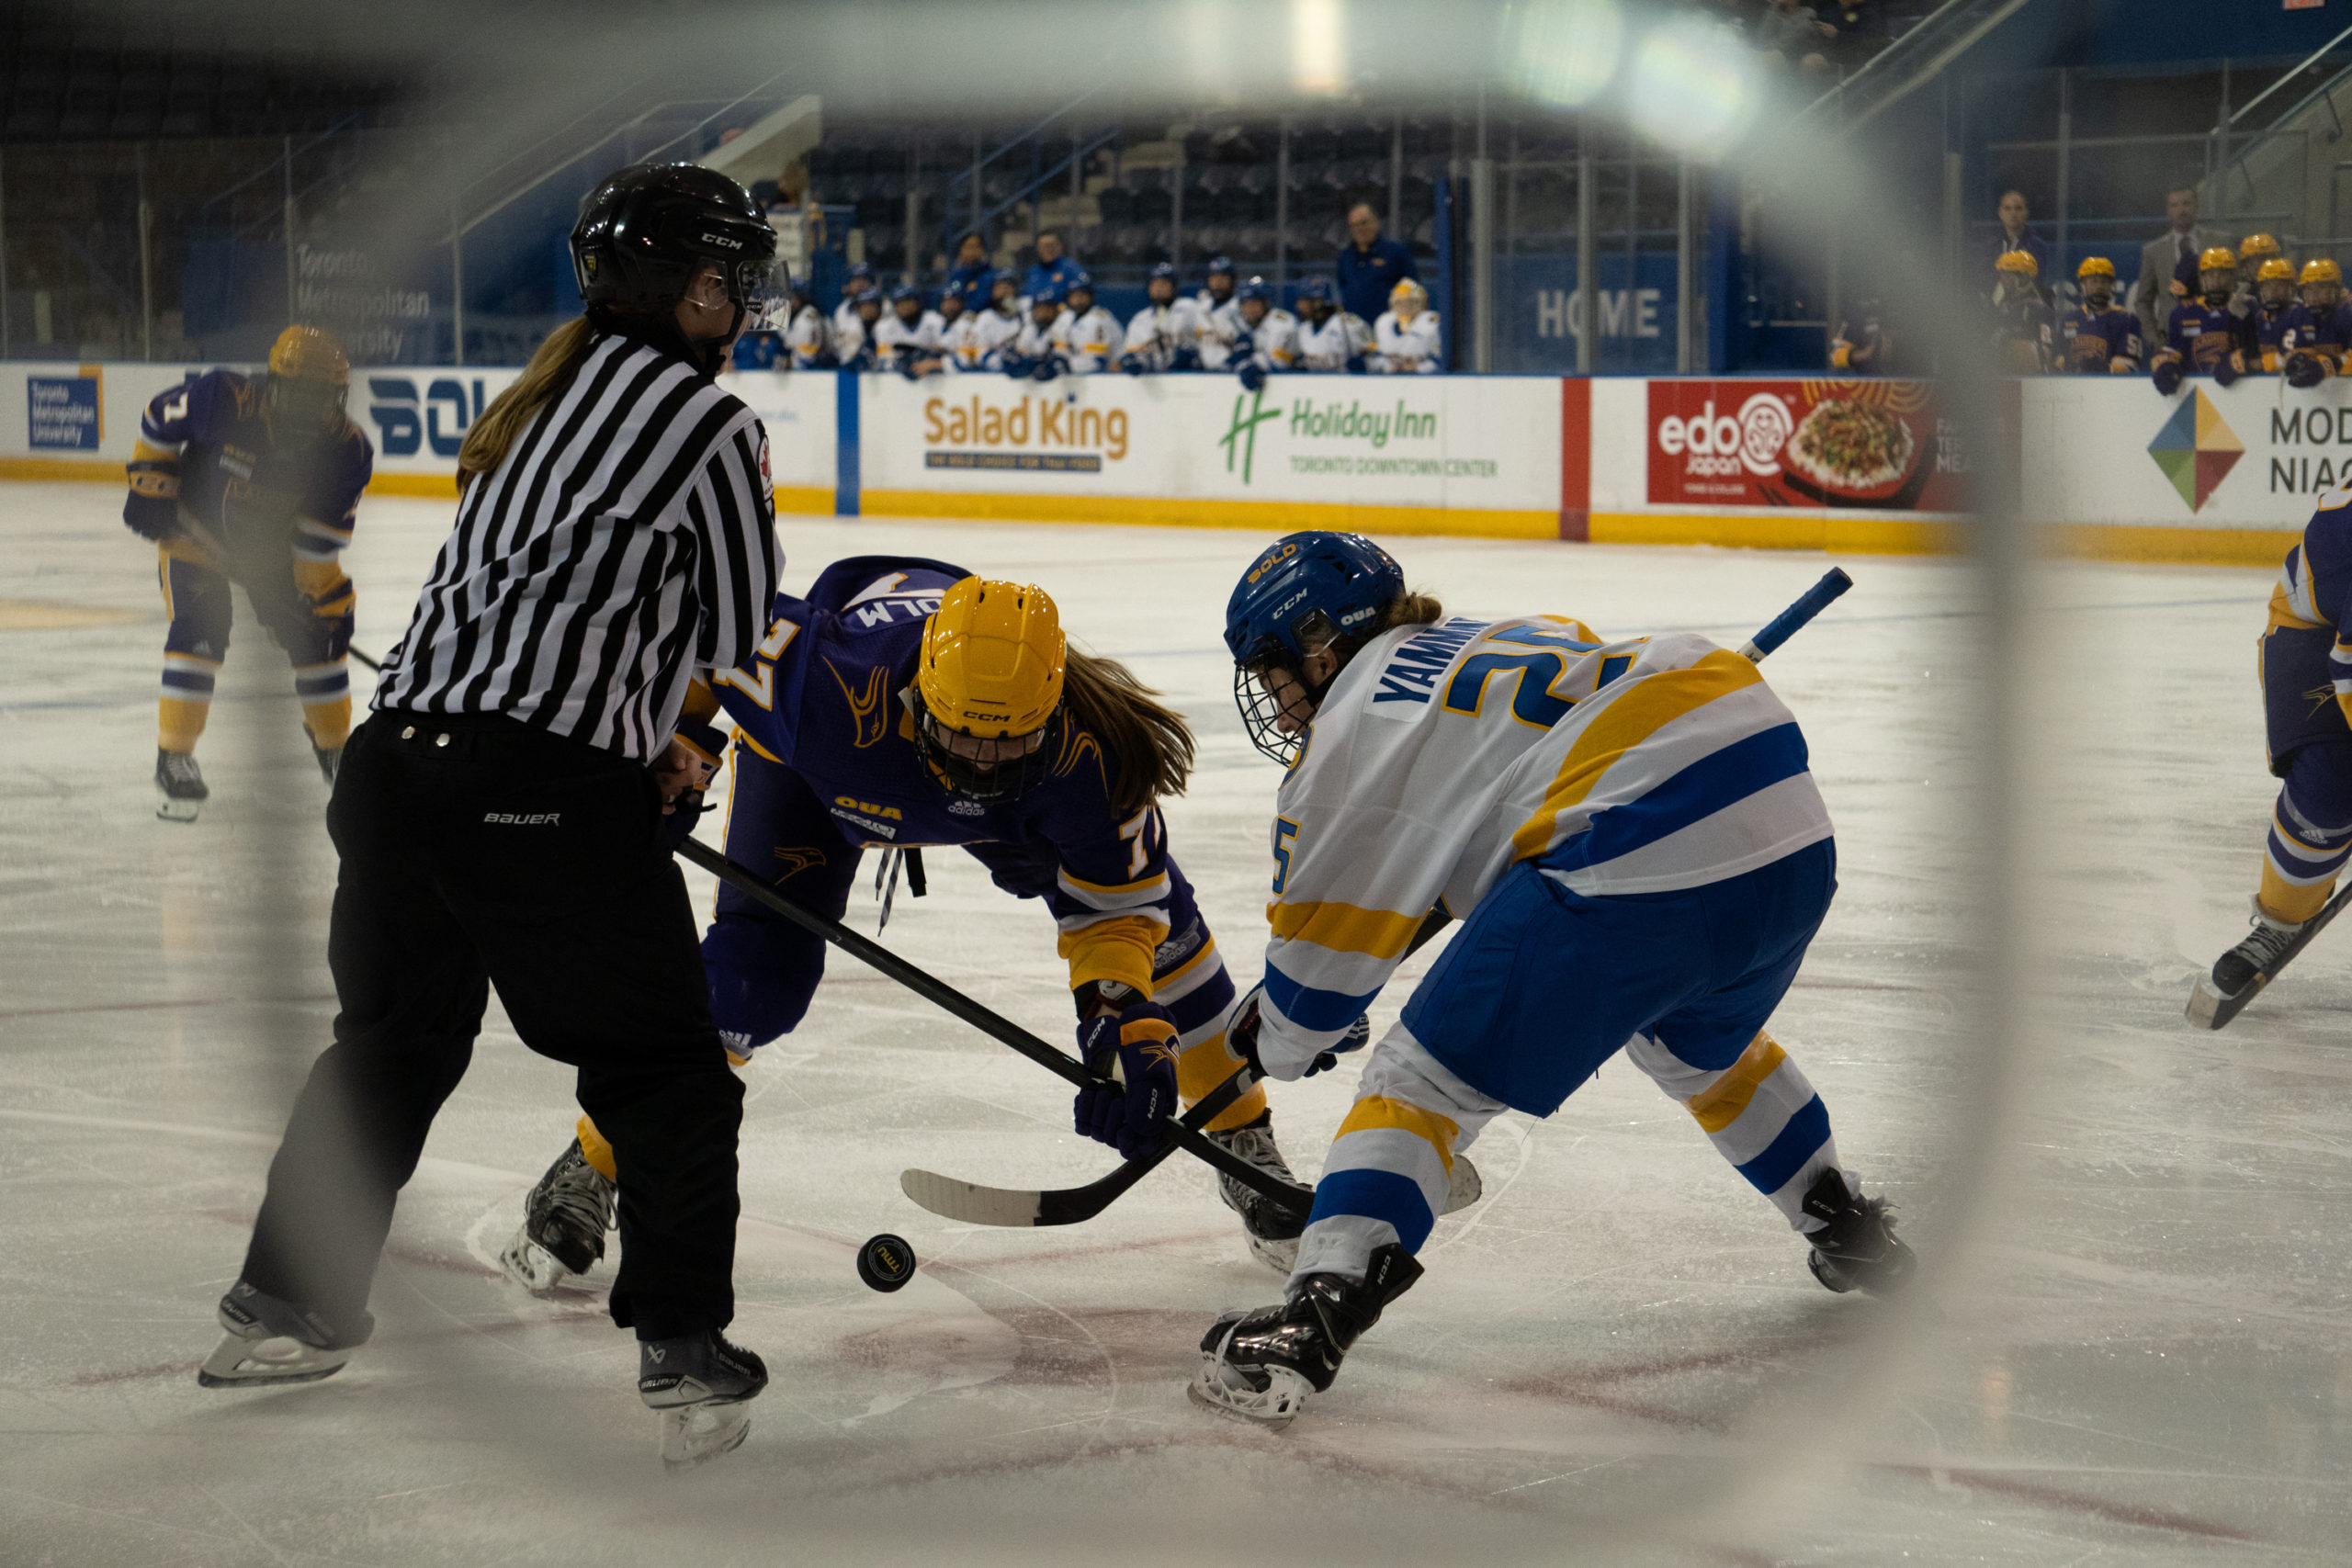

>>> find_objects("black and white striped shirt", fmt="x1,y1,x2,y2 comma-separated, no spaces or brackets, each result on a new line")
374,333,781,761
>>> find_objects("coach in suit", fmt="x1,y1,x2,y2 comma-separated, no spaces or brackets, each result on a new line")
2133,184,2233,346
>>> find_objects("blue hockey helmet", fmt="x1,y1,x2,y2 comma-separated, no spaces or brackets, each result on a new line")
1147,261,1179,285
1205,254,1237,280
1065,270,1095,298
1295,276,1331,304
890,282,922,304
1030,283,1067,310
1237,276,1272,305
1224,532,1407,764
846,261,876,289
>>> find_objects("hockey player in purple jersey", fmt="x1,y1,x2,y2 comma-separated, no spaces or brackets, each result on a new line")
503,557,1329,1290
2281,259,2352,388
124,324,373,819
2249,258,2298,374
2063,256,2143,373
2153,246,2256,394
2191,484,2352,1020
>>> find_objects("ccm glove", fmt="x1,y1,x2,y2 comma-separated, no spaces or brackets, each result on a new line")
2288,350,2329,389
1073,1001,1182,1159
2212,351,2243,389
2152,358,2184,396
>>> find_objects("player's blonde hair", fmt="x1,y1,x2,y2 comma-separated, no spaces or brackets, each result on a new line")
1062,649,1194,816
1379,591,1445,631
457,317,598,488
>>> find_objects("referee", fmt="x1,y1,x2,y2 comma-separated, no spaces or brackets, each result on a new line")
202,164,786,1467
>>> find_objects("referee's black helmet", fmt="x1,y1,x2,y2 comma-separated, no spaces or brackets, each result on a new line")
571,164,788,330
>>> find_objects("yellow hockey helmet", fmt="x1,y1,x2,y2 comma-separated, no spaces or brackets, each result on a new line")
2256,257,2295,283
268,323,350,386
2076,255,2116,281
264,324,350,439
914,576,1067,801
2239,233,2282,265
2199,245,2238,274
1995,249,2039,278
1389,277,1428,311
2301,258,2344,287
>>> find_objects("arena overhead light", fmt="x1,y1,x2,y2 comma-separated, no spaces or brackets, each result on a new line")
1508,0,1624,108
1291,0,1347,96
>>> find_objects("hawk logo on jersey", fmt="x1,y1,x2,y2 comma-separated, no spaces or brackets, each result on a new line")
823,658,891,747
772,846,828,879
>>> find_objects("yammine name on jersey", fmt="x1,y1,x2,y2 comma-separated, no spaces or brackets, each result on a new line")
1257,615,1831,1060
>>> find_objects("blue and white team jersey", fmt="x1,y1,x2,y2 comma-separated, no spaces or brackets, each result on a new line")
1257,615,1833,1062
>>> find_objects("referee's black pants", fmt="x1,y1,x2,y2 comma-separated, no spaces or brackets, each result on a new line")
241,710,741,1341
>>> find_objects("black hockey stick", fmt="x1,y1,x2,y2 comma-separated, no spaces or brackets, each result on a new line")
900,1061,1261,1226
2186,879,2352,1030
670,835,1309,1217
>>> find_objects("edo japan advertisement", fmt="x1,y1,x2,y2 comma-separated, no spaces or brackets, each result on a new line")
1646,378,1968,514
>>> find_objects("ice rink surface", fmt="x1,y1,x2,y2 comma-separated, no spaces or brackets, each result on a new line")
3,478,2347,1565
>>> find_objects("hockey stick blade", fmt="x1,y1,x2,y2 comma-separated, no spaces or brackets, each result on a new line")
901,1066,1261,1228
2186,879,2352,1030
672,836,1307,1218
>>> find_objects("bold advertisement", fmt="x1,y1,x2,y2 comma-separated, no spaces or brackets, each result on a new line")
1646,378,1966,513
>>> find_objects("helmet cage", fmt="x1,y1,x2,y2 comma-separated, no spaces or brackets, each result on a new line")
264,373,348,440
906,688,1059,804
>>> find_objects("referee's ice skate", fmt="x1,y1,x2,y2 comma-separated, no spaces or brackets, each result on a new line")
639,1329,769,1471
198,1280,372,1389
501,1138,616,1295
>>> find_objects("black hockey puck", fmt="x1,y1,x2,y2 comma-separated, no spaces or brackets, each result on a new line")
856,1233,917,1292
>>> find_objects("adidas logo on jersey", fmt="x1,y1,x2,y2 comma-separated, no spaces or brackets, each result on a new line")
947,797,986,816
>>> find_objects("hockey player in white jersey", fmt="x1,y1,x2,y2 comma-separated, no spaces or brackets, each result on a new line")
1373,278,1442,373
1196,254,1239,324
831,261,879,343
832,289,885,371
1008,286,1070,379
942,271,1022,372
1194,256,1244,371
1185,532,1914,1427
875,283,946,377
1230,277,1299,389
1292,276,1374,373
1050,272,1124,375
1123,263,1207,373
783,287,832,368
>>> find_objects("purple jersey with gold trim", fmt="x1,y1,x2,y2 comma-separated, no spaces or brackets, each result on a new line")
2063,305,2142,373
139,369,371,560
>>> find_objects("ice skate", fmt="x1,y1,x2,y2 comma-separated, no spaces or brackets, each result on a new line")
2188,899,2304,1027
198,1280,373,1389
155,748,208,822
1189,1244,1422,1428
1801,1168,1917,1297
639,1329,767,1472
500,1138,615,1296
1206,1111,1313,1273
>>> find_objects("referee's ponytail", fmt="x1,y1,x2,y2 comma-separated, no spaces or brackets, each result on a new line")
458,317,597,488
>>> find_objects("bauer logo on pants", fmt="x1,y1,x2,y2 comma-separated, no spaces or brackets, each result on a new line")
481,811,560,825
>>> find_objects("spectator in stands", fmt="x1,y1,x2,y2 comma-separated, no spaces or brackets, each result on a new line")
1756,0,1838,74
2133,184,2233,349
945,232,994,314
1977,189,2051,284
1023,233,1082,304
1373,279,1442,374
1336,205,1419,327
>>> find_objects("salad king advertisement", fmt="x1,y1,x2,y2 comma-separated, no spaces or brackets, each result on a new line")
1646,379,1964,513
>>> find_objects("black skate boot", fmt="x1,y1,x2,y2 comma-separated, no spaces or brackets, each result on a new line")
198,1280,375,1388
1801,1168,1917,1297
2188,901,2304,1025
639,1329,768,1471
500,1138,616,1296
1205,1111,1313,1273
155,748,208,822
1189,1243,1423,1427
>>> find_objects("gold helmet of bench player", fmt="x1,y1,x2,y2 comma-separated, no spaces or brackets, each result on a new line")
2302,257,2346,311
2238,233,2282,271
913,576,1067,802
265,324,350,441
1995,249,2039,278
2257,256,2297,310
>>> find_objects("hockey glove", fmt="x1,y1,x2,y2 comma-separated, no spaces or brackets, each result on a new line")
1125,357,1148,377
1032,355,1063,383
2152,358,2184,396
1001,355,1034,382
662,790,713,850
1346,355,1369,375
2212,352,2243,389
1238,360,1267,394
1073,1000,1182,1159
123,492,180,542
1172,347,1202,372
1225,983,1368,1082
2288,351,2329,389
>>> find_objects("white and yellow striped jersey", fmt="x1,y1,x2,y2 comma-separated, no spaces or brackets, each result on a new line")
1256,615,1832,1064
